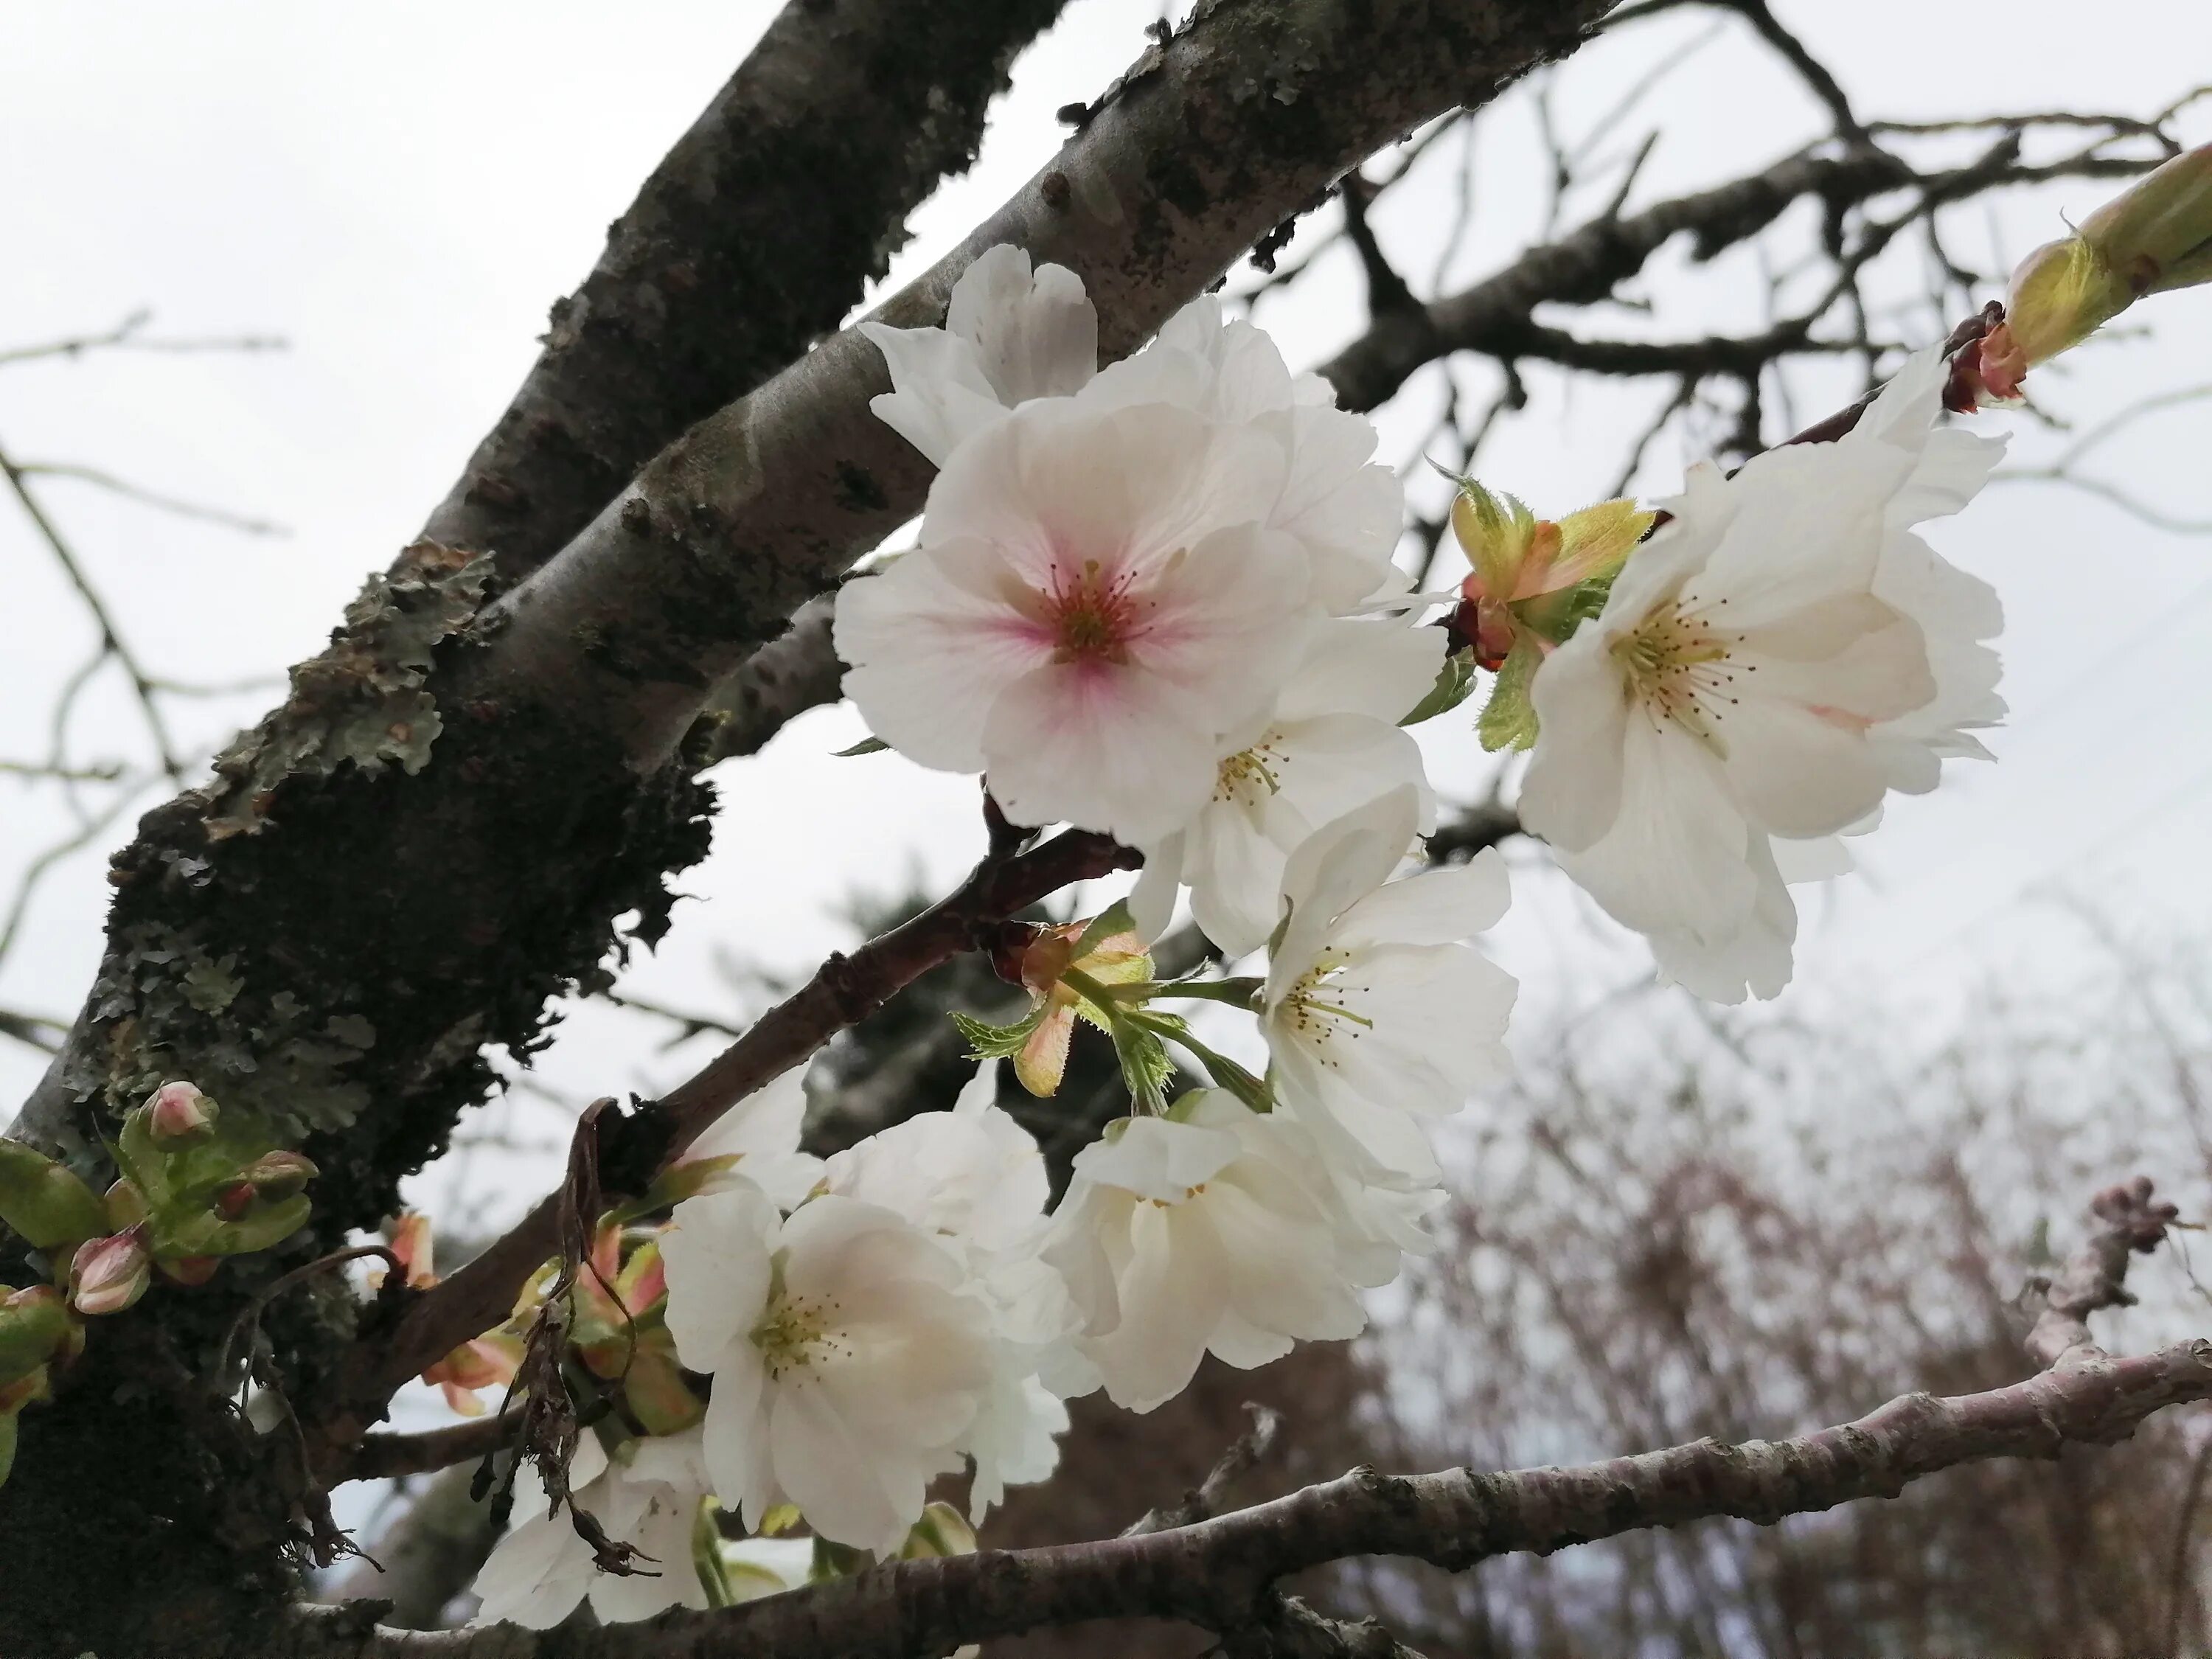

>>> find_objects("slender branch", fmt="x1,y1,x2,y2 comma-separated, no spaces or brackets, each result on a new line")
0,437,187,780
0,310,285,369
1126,1402,1286,1537
300,1344,2212,1655
2025,1175,2178,1367
13,460,288,536
347,1411,521,1484
307,829,1138,1477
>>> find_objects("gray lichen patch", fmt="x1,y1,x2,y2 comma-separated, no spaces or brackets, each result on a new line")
201,540,493,840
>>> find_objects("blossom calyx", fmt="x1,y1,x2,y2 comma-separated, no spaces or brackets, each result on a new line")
143,1081,218,1148
0,1287,70,1385
1450,481,1651,669
69,1230,152,1317
0,1141,106,1253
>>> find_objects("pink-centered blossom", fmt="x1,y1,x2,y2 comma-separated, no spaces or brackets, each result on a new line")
835,397,1312,844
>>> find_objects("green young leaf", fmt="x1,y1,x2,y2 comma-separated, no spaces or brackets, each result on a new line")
0,1141,105,1253
1478,634,1544,753
158,1193,313,1259
950,1005,1048,1062
832,736,891,757
1400,649,1479,727
1107,1018,1175,1116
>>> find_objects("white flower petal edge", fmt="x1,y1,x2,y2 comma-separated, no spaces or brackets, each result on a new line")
679,1066,827,1211
471,1431,718,1628
860,244,1096,466
1518,345,2005,1002
1083,294,1404,611
1139,619,1444,957
1041,1092,1416,1413
1261,787,1517,1181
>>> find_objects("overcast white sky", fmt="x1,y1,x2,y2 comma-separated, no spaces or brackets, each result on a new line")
4,0,2210,1192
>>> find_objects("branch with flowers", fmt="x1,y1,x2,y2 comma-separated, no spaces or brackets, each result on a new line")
237,139,2212,1643
251,1177,2208,1658
6,1,2212,1651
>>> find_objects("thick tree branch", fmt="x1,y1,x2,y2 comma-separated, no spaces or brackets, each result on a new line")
273,1176,2212,1658
307,828,1137,1476
471,0,1617,770
419,0,1070,581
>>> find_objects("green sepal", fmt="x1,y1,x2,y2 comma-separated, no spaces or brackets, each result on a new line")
0,1142,105,1253
693,1497,736,1609
0,1291,70,1386
1400,649,1479,727
1107,1018,1174,1116
1478,634,1544,753
950,1005,1048,1062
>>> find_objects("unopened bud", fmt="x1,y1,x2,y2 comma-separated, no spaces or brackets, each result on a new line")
144,1081,218,1148
239,1150,317,1201
622,1349,706,1436
0,1141,106,1253
159,1255,220,1287
0,1287,69,1385
898,1500,979,1561
2000,235,2132,375
69,1231,151,1317
2080,142,2212,297
214,1181,256,1221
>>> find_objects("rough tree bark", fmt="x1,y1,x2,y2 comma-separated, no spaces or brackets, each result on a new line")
0,3,1610,1653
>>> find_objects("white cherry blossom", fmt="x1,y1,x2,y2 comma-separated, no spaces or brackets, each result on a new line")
471,1430,714,1628
1261,787,1517,1182
661,1185,993,1558
835,397,1311,844
1517,347,2003,1002
1040,1092,1405,1412
822,1063,1074,1517
860,244,1096,466
1130,618,1444,955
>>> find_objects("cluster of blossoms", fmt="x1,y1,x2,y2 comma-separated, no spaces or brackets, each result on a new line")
469,239,2037,1621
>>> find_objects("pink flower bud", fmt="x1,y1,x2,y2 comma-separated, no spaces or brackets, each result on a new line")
145,1081,217,1147
69,1231,151,1317
214,1182,256,1221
